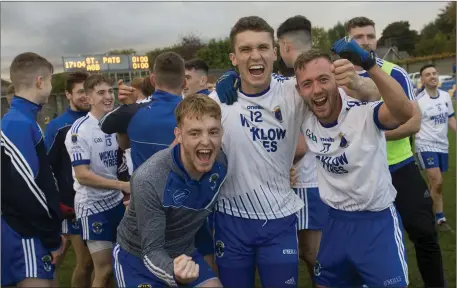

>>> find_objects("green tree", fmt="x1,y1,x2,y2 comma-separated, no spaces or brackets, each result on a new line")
108,48,137,55
378,21,419,55
327,22,346,45
51,73,67,93
312,27,331,51
195,38,232,69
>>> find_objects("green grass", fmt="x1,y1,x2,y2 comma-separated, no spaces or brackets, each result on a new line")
57,136,456,287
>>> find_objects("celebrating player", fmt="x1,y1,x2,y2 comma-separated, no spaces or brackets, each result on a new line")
2,52,65,287
346,16,447,287
416,64,456,230
45,71,94,287
113,94,226,288
65,75,129,288
102,52,216,267
294,39,413,287
210,16,382,288
184,58,211,97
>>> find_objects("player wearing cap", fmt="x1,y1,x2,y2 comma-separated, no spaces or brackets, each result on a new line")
45,71,93,287
416,64,456,230
65,75,129,288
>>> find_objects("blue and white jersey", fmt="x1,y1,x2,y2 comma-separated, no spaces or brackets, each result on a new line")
301,89,396,212
292,152,318,189
415,89,455,153
65,112,123,219
210,74,306,220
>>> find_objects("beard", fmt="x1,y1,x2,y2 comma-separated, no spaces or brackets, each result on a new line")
74,102,91,112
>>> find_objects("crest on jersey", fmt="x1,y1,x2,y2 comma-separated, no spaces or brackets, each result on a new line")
215,240,225,258
314,260,321,276
71,133,78,143
138,284,152,288
339,132,349,148
92,221,103,234
71,218,79,230
273,106,283,123
427,157,434,165
41,255,52,272
173,189,190,204
209,173,219,191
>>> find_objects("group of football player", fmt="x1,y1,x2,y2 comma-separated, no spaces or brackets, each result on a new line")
2,14,455,288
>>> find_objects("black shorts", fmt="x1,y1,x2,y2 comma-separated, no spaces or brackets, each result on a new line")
391,161,435,235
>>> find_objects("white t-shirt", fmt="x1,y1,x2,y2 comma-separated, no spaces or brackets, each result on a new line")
292,152,318,188
65,112,124,219
209,74,306,220
301,89,396,212
415,89,455,153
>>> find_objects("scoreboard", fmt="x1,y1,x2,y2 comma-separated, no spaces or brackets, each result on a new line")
62,55,149,72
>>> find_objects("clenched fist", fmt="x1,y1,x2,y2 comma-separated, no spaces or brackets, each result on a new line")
173,254,199,285
117,79,136,104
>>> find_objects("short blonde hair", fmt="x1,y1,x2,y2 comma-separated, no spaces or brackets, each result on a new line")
294,49,332,72
174,94,221,127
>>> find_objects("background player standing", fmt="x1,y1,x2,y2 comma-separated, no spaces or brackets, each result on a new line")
416,64,456,230
44,71,94,287
65,75,129,288
2,52,66,287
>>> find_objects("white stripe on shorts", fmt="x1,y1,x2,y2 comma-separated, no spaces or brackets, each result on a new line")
113,244,126,287
389,205,409,285
61,219,68,234
295,188,309,230
22,239,37,278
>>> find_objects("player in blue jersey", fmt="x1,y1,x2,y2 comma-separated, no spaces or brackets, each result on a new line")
184,59,212,97
1,52,66,287
346,16,447,287
44,71,94,287
101,52,215,267
114,94,225,288
65,75,129,288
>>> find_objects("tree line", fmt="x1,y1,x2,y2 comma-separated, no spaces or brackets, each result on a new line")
47,2,455,93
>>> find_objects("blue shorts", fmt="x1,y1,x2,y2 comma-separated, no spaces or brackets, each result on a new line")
113,244,217,288
195,220,214,256
1,217,55,286
78,202,125,242
294,187,329,230
61,217,81,235
416,151,449,172
214,212,299,288
315,206,409,287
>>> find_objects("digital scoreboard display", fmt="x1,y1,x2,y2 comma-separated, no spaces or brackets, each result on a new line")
62,55,149,72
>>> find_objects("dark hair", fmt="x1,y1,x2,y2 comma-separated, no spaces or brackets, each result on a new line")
83,74,112,92
277,15,312,39
420,64,437,76
141,76,155,97
185,59,209,75
10,52,54,89
66,71,89,93
294,49,332,72
345,17,375,33
153,52,185,89
230,16,275,52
